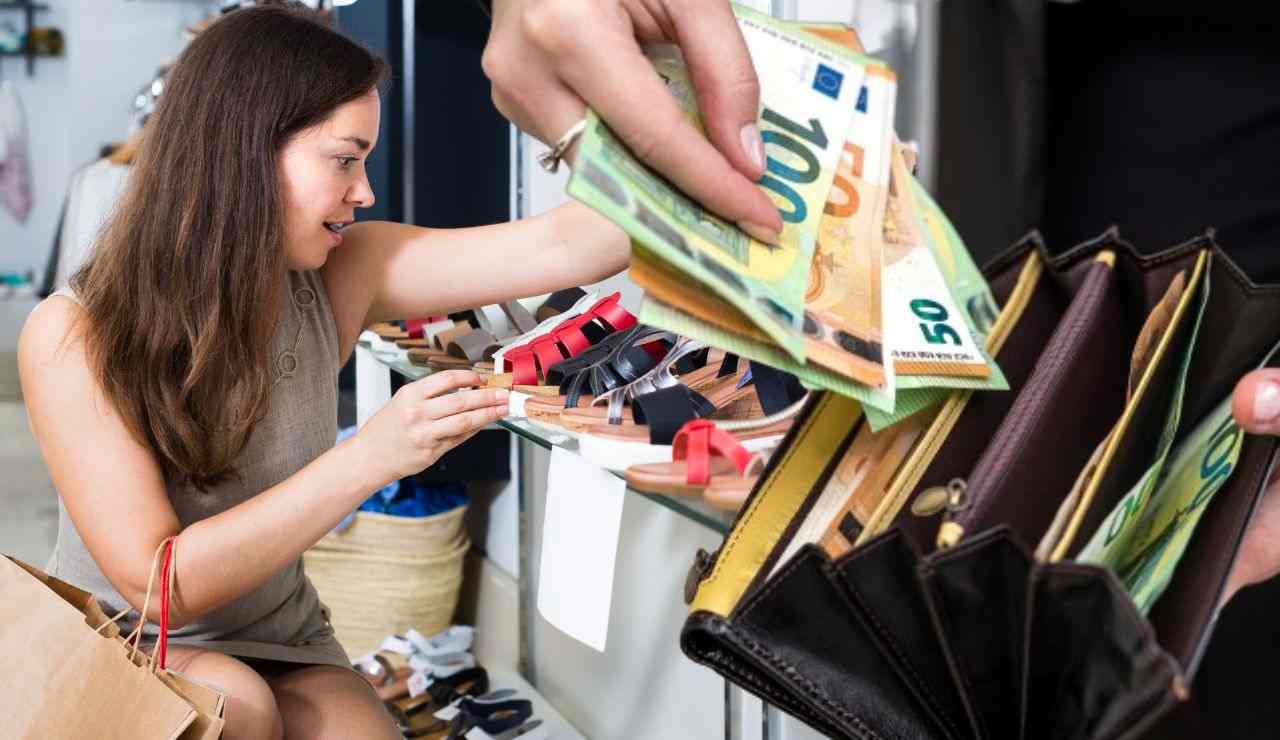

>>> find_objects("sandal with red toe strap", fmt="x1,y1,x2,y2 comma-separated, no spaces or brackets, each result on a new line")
626,418,778,498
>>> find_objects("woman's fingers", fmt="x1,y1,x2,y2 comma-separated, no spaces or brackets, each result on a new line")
422,387,509,421
439,429,485,452
483,0,780,239
665,0,766,182
558,30,780,240
1222,370,1280,603
433,405,510,439
1224,472,1280,602
483,34,586,145
409,370,484,400
1232,369,1280,434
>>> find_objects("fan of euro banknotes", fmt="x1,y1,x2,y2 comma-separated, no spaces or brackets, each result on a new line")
567,5,1008,431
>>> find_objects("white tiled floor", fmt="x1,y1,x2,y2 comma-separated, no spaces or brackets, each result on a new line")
0,400,59,568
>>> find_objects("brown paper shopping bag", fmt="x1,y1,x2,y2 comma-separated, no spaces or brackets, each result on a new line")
0,538,224,739
161,671,228,740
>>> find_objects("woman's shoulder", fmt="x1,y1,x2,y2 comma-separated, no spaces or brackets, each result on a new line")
18,292,90,380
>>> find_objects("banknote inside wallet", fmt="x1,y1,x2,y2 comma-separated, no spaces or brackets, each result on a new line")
1039,251,1209,560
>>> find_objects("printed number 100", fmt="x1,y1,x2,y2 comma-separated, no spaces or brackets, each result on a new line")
757,109,827,225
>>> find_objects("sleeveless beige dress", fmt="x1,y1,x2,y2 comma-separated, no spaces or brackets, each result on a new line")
48,270,350,668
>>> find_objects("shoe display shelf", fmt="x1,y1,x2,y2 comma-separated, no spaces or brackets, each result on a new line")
355,337,787,739
357,337,736,535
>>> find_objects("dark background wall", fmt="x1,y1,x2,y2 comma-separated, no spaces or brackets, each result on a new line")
336,0,403,224
411,0,509,228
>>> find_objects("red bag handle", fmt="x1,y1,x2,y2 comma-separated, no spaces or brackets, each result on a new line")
157,537,175,670
107,536,178,672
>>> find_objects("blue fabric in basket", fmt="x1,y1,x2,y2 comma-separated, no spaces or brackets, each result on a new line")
333,427,469,532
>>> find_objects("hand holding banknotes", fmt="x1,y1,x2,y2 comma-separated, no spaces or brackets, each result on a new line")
482,0,783,242
1224,369,1280,600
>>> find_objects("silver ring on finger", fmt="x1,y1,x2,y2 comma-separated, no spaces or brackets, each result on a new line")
538,117,588,173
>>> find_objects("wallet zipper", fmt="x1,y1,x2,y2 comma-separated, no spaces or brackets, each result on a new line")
936,479,970,547
685,548,718,604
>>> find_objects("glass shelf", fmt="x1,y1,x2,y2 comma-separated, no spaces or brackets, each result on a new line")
358,338,736,534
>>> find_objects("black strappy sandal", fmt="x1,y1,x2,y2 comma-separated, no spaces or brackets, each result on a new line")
596,360,804,445
445,698,535,740
390,667,492,736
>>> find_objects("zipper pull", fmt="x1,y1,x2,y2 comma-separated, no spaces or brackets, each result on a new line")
935,478,969,549
685,548,718,604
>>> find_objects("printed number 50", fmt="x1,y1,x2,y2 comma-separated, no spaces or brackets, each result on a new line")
911,299,961,345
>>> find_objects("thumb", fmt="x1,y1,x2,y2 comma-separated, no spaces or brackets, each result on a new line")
667,1,767,183
1232,369,1280,435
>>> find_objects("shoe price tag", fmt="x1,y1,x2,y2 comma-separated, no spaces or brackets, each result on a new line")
537,447,627,651
407,670,435,699
508,390,532,418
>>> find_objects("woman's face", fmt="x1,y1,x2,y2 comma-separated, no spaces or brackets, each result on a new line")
278,89,381,271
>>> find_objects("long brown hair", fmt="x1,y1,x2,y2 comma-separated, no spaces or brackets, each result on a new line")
71,4,388,490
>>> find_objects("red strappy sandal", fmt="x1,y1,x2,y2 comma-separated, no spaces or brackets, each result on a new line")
624,419,758,497
500,292,636,387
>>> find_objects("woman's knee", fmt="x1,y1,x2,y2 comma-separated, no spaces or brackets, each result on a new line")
166,647,284,740
269,665,401,740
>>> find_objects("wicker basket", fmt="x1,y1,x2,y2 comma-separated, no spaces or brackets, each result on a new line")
304,508,470,659
316,506,468,556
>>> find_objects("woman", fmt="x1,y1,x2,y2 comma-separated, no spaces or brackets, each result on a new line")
18,5,627,739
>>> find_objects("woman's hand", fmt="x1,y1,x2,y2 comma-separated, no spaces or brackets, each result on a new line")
356,370,509,485
481,0,782,243
1224,369,1280,600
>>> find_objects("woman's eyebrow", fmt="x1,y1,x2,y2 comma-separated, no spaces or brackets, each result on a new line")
335,135,371,151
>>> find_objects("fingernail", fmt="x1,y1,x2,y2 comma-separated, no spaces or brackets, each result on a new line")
738,220,781,246
740,123,765,175
495,389,509,400
1255,381,1280,425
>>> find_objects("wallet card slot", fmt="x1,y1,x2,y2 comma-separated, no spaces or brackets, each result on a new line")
1023,564,1181,740
1140,246,1280,671
1058,253,1209,560
681,611,850,740
919,527,1032,740
736,547,951,740
832,531,974,740
1148,434,1279,671
949,255,1130,544
1180,239,1280,432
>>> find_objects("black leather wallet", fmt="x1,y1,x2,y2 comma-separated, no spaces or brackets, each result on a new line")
681,229,1280,740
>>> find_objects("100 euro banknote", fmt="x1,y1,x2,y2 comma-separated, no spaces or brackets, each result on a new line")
568,4,873,361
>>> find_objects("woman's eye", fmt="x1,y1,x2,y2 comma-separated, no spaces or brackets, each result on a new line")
337,156,358,170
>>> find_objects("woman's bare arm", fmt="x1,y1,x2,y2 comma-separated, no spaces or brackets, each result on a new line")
322,201,630,359
19,297,501,628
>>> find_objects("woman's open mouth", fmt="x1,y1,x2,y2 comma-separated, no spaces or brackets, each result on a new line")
324,220,351,245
